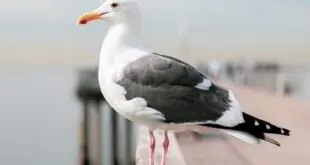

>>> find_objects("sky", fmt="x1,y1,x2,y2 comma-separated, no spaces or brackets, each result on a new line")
1,0,310,66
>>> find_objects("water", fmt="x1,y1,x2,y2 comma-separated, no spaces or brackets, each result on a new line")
0,66,80,165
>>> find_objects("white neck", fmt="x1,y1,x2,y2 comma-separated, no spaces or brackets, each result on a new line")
99,15,142,64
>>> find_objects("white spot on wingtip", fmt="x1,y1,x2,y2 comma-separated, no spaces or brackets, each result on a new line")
266,124,271,130
195,78,211,90
281,129,285,134
254,121,259,126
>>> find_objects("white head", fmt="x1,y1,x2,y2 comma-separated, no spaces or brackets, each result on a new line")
77,0,140,25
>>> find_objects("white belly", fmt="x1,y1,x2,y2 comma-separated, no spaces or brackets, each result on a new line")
98,52,167,128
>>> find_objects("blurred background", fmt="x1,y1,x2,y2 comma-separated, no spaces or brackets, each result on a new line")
0,0,309,165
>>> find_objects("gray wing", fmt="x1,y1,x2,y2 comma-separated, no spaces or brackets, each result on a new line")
117,53,231,124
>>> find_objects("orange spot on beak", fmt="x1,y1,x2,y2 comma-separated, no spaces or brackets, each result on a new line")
77,11,104,25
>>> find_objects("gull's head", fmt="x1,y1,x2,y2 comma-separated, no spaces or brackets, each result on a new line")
77,0,140,25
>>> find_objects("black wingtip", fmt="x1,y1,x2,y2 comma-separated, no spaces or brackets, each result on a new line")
242,112,291,136
281,128,291,136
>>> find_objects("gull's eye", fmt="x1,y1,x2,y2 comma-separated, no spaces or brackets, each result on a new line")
111,3,119,8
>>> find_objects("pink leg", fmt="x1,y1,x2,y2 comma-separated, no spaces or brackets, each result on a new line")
161,131,169,165
149,130,155,165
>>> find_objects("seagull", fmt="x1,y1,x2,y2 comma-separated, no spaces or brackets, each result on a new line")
77,0,291,164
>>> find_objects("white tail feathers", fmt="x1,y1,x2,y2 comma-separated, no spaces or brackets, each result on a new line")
220,129,259,145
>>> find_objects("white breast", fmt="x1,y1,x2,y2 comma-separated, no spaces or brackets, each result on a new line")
98,48,150,120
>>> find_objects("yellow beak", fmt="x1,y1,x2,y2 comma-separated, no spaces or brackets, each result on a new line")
77,11,104,25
